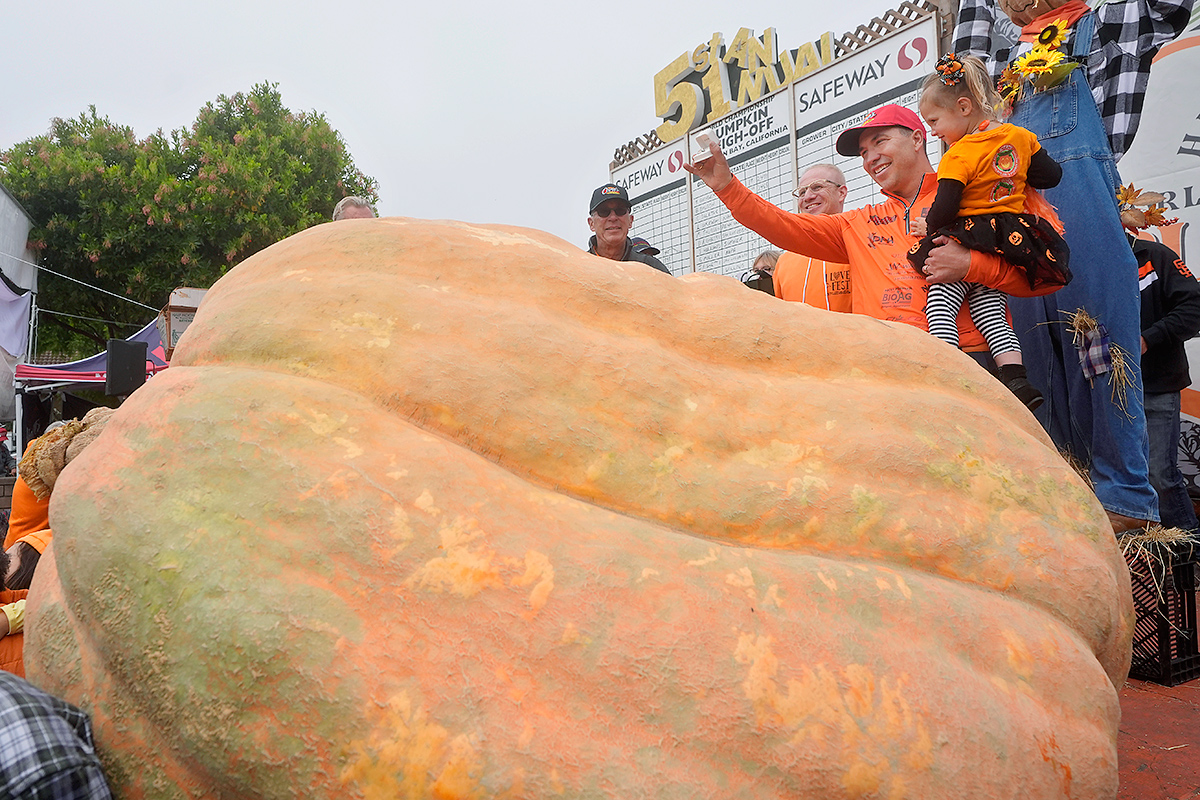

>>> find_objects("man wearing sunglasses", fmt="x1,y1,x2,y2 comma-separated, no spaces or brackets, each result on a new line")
586,184,671,274
773,164,852,312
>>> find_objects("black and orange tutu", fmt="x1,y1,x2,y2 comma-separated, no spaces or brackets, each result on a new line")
908,212,1072,290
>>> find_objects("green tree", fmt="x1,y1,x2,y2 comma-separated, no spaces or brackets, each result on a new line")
1,82,378,357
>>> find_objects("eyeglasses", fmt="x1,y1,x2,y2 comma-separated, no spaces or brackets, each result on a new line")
792,180,843,198
593,204,631,218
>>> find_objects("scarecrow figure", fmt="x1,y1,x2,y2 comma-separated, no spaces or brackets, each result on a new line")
953,0,1193,532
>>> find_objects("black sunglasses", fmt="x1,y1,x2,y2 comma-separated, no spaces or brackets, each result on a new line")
593,204,631,218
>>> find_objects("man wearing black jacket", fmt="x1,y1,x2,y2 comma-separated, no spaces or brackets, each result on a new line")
1137,236,1200,531
586,185,671,275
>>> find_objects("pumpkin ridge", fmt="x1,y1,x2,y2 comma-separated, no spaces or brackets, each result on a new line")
28,548,212,799
37,365,1124,798
177,221,1043,436
154,357,1122,674
167,222,1127,686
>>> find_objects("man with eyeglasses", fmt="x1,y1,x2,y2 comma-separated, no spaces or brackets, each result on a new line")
684,104,1054,347
773,165,852,312
586,184,670,275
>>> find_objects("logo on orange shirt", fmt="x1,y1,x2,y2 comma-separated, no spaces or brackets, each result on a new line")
881,287,913,308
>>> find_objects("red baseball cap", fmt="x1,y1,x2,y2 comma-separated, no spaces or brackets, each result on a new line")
835,104,926,157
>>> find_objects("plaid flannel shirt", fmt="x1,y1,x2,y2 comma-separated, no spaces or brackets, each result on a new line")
0,672,112,800
952,0,1195,161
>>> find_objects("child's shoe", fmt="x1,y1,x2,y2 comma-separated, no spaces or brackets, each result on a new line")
998,364,1044,410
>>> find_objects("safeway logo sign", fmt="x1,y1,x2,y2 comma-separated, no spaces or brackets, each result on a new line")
897,37,929,71
615,145,688,198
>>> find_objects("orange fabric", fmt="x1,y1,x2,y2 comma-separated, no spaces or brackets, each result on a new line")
4,476,50,551
774,253,852,311
715,173,1060,349
0,588,28,678
1024,188,1066,236
937,124,1042,216
16,528,52,555
1019,0,1090,41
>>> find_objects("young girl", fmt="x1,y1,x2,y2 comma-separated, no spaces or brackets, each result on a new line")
909,53,1072,410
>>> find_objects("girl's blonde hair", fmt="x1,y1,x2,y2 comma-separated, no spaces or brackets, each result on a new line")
920,54,1002,122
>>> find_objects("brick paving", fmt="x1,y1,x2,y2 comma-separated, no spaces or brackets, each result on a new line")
1118,678,1200,799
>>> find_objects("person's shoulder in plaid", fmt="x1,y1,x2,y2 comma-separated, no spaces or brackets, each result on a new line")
952,0,1193,160
0,671,112,799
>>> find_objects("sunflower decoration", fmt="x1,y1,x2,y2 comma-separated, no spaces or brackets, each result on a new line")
1014,46,1080,92
1036,17,1070,49
1014,46,1065,77
1117,182,1180,230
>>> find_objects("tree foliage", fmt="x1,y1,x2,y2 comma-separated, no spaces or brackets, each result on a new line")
0,82,378,357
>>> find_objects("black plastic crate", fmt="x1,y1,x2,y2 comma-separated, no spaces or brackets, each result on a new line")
1125,546,1200,686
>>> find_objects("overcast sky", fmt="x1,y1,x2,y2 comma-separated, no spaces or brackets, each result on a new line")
1,0,902,248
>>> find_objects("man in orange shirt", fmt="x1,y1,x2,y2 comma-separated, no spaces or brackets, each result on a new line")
685,104,1049,356
773,164,852,312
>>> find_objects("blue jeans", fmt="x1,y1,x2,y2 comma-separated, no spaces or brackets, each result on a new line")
1144,391,1199,531
1008,49,1159,521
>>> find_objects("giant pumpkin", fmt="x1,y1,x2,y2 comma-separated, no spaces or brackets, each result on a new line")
26,218,1132,799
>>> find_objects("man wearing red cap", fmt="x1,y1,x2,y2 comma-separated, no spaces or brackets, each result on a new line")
685,104,1054,354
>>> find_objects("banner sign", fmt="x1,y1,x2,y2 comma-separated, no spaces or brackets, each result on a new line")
794,15,939,209
1119,22,1200,494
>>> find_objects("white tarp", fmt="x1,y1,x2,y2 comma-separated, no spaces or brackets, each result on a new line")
0,182,37,292
0,278,31,359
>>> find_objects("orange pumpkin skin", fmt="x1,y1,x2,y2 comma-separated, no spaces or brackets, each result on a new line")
27,219,1131,799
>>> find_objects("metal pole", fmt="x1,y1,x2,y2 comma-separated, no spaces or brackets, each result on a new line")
14,387,23,459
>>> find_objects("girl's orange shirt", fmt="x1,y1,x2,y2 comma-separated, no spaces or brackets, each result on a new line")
937,123,1043,216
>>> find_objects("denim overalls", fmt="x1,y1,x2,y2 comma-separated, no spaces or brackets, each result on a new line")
1008,11,1159,521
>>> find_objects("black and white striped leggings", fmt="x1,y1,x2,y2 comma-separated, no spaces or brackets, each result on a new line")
925,281,1020,356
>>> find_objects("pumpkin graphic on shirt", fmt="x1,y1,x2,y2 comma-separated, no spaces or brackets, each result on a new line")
992,144,1019,177
990,178,1016,203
